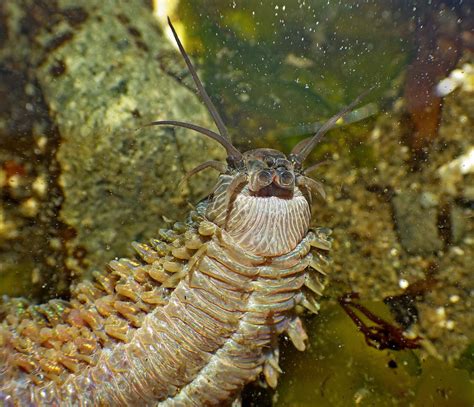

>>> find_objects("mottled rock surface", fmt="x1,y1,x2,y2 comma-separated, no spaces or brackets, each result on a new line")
392,191,444,254
0,0,224,297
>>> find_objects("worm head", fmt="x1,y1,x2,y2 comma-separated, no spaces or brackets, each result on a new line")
205,148,313,256
238,149,327,205
146,18,367,205
144,19,370,257
243,149,296,199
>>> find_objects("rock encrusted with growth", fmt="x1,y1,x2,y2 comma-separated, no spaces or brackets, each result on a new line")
0,0,224,296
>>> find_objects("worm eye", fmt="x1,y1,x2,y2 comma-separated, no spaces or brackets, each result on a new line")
279,171,294,186
257,170,273,186
264,156,275,167
275,158,289,168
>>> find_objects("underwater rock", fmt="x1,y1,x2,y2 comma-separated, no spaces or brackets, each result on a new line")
0,0,224,294
392,191,444,254
450,205,466,244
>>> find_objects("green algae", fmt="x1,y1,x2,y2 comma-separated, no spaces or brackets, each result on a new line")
456,343,474,378
275,302,474,407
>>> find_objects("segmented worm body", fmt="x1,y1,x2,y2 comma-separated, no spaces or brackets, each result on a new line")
0,18,366,406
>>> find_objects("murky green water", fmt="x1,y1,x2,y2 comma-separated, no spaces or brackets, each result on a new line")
176,0,409,149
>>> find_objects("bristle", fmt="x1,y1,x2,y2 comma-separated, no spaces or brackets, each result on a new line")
12,354,37,373
108,258,140,279
140,287,168,305
198,221,217,236
74,281,102,301
159,228,178,242
304,272,325,296
80,309,103,331
163,261,183,273
286,317,308,352
171,246,192,260
94,295,115,317
113,301,143,327
300,289,321,314
183,232,203,249
150,238,168,256
104,316,129,342
173,222,188,233
148,265,169,283
163,270,187,288
75,337,97,355
309,253,329,275
132,242,160,263
58,354,80,373
115,281,141,302
92,271,115,294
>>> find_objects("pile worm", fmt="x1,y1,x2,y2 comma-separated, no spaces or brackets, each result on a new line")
0,18,367,406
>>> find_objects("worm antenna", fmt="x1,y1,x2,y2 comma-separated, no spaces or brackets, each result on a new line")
178,160,227,189
302,160,329,176
291,88,373,164
296,175,326,201
167,18,231,141
146,120,242,160
184,160,227,182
